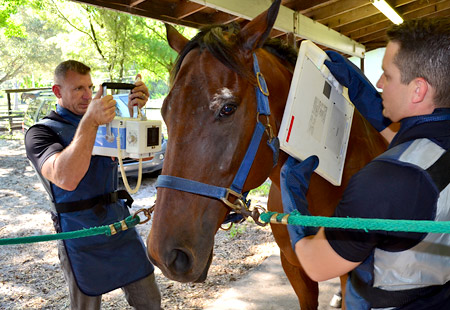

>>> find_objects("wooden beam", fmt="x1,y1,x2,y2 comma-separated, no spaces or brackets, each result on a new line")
130,0,146,7
189,0,365,57
71,0,205,28
302,0,369,22
318,4,380,29
174,1,206,19
285,0,334,13
350,0,450,40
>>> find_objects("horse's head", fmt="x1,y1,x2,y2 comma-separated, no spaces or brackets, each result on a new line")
147,0,294,282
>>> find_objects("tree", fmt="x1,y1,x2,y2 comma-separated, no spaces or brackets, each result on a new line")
0,0,196,98
0,5,63,87
43,0,180,88
0,0,27,37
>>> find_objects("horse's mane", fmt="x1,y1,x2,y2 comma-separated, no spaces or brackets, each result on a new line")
170,22,297,84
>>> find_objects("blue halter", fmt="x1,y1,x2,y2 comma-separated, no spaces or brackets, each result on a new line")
156,54,279,221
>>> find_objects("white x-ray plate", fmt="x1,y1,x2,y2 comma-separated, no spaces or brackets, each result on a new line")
278,40,354,186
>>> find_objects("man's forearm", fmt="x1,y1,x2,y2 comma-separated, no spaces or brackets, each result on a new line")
42,117,100,191
295,228,360,282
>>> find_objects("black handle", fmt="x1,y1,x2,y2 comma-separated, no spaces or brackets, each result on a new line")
101,82,135,90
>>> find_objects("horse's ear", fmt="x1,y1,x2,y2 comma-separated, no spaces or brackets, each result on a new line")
239,0,281,52
165,24,189,54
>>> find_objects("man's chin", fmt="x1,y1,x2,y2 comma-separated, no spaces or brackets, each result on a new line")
77,106,89,115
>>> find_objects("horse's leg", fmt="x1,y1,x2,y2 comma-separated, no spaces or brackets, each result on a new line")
340,274,348,310
268,184,319,310
280,250,319,309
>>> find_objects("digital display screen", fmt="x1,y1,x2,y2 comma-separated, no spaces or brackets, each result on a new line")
147,127,160,147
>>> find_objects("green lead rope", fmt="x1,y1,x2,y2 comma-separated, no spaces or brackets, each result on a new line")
261,210,450,234
3,210,450,246
0,215,140,246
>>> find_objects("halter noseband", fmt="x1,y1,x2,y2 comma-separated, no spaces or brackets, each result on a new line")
156,54,280,225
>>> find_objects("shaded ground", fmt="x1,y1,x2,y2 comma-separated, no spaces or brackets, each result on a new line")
0,139,277,309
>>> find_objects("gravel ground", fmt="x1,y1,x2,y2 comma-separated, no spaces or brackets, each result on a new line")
0,138,277,309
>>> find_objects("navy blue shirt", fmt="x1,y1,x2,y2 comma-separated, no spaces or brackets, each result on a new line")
325,109,450,263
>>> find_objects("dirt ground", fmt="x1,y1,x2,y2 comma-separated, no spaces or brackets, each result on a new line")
0,139,278,309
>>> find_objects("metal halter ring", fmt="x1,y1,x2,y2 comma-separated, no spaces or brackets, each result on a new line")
220,188,246,212
256,72,270,96
256,113,275,140
132,206,154,224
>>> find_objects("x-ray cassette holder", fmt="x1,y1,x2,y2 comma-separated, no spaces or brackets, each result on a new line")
278,40,355,186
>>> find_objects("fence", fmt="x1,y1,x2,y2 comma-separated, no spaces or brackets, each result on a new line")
0,111,24,133
0,87,51,134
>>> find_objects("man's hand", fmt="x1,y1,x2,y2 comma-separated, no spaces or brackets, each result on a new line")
84,85,116,127
281,155,319,249
128,74,150,117
324,51,391,132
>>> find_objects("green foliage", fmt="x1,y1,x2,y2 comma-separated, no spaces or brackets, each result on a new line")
0,0,198,98
0,0,27,37
0,5,63,87
29,0,185,97
228,223,247,238
0,131,24,140
249,179,272,197
148,80,169,99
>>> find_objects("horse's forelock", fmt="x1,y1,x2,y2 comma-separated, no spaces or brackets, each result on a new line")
169,22,297,85
170,23,250,84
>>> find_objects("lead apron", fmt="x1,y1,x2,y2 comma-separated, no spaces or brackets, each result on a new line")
39,105,153,296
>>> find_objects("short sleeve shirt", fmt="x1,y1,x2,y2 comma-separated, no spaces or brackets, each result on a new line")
25,113,67,173
324,159,437,262
325,116,450,263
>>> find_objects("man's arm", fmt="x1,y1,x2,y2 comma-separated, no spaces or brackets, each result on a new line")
295,228,360,282
41,88,116,191
279,157,384,283
292,160,432,282
325,51,392,133
41,117,104,191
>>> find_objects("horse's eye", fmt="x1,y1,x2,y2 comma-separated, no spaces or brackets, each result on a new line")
219,104,237,117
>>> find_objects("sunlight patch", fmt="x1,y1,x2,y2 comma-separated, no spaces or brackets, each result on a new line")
0,168,13,177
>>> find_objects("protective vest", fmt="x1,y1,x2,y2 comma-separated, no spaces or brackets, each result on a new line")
33,105,154,296
346,138,450,309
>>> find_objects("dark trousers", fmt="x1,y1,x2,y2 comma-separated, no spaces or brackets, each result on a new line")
58,241,162,310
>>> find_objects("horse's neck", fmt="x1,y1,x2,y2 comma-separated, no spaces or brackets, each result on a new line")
265,61,294,134
260,53,294,188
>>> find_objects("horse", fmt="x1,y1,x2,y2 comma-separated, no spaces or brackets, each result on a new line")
147,0,387,308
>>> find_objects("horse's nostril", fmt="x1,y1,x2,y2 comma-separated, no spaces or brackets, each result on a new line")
170,249,191,275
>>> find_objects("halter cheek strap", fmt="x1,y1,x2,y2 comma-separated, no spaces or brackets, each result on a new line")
156,53,279,221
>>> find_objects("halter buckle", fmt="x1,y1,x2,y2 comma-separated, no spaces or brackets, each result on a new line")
221,188,246,211
256,72,270,96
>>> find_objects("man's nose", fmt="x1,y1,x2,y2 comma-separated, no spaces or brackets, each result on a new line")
376,75,384,89
83,89,93,99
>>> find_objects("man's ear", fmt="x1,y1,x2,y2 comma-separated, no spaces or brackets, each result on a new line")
52,85,62,98
411,77,436,114
411,77,428,104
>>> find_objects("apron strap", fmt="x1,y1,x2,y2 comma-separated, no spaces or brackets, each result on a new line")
54,190,133,213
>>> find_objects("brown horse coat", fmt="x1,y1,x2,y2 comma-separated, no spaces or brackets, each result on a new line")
148,1,387,308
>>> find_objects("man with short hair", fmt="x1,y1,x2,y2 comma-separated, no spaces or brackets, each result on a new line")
25,60,162,309
282,18,450,309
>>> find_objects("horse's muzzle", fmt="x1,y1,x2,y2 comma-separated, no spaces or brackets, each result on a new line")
169,248,191,276
149,246,213,283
